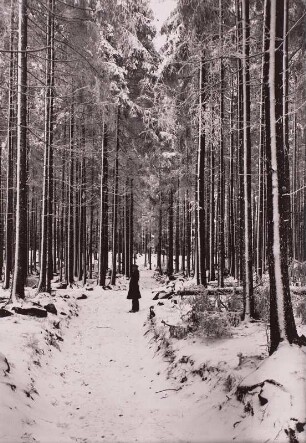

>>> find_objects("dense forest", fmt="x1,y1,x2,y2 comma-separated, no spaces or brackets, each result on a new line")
0,0,306,441
0,0,306,358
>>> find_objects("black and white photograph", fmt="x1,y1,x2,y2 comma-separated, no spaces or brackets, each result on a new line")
0,0,305,441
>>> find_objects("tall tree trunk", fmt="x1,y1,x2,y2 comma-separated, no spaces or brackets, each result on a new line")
124,179,130,278
228,89,236,277
242,0,254,319
256,5,269,281
267,0,300,353
74,160,80,278
47,0,55,284
3,0,15,289
67,100,74,285
218,0,225,288
175,183,180,273
292,111,297,260
81,154,86,286
304,130,306,261
88,160,94,280
110,109,119,285
167,188,174,276
236,0,244,285
37,0,54,293
282,0,292,261
181,194,186,273
59,126,66,282
157,189,162,273
129,179,134,271
12,0,28,301
98,124,109,286
209,109,215,281
197,57,207,287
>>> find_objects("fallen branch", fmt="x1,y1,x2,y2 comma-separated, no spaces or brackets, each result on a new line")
155,387,182,394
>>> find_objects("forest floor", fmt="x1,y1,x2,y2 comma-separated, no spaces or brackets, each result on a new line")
0,262,306,443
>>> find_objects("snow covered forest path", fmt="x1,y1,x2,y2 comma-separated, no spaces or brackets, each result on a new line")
33,269,194,443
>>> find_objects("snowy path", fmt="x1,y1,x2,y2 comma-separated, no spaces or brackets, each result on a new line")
33,270,191,443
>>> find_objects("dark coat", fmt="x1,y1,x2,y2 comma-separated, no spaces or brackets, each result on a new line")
127,269,141,299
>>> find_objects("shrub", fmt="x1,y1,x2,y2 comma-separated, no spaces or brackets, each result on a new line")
254,284,270,321
189,292,214,324
197,311,232,338
296,300,306,324
227,293,243,312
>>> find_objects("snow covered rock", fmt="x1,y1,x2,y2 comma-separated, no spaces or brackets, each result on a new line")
44,303,57,315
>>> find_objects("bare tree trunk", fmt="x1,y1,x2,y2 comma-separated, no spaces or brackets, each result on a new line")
47,0,55,285
282,0,292,261
81,154,86,286
12,0,28,301
98,124,109,286
157,189,162,273
167,188,174,276
3,0,16,289
37,0,54,293
124,179,130,278
74,160,80,278
218,0,225,288
186,195,191,277
197,57,207,287
181,194,186,273
236,0,244,286
304,130,306,261
111,108,119,285
88,161,94,279
175,182,180,273
129,179,134,271
267,0,300,353
228,88,236,277
209,109,215,281
242,0,254,319
67,100,74,285
256,4,269,281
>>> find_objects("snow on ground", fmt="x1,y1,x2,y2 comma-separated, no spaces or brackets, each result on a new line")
0,259,305,442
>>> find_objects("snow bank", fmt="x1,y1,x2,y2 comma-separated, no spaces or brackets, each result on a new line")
146,281,306,443
0,285,80,442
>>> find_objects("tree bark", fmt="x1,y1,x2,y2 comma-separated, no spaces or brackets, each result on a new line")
67,100,75,285
175,182,180,273
12,0,28,301
37,0,54,293
197,57,207,287
218,0,225,288
110,108,120,285
241,0,254,319
267,0,299,353
3,0,16,289
98,124,109,286
167,188,174,276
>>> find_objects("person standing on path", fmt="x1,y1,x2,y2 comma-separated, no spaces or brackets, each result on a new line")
127,264,141,312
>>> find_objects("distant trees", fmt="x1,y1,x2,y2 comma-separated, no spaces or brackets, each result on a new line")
0,0,157,295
